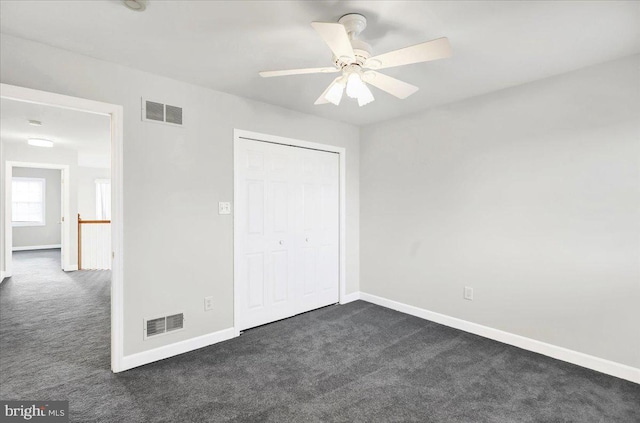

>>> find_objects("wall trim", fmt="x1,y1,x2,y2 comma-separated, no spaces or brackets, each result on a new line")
0,271,5,283
63,265,78,272
120,327,236,371
340,291,361,305
13,244,62,251
359,292,640,384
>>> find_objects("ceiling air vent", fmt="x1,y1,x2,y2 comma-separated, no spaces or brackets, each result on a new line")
144,312,185,339
141,98,184,127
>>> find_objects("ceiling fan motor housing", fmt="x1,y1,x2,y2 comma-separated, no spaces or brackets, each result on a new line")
351,39,372,65
333,42,371,68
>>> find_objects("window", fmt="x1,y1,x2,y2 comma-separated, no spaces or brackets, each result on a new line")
95,179,111,220
12,177,46,226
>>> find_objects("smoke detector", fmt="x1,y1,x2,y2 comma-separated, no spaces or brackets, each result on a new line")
124,0,146,12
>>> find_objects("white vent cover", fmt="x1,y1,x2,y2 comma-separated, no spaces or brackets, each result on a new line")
144,312,184,339
141,98,184,127
165,105,183,125
146,317,165,337
166,313,184,332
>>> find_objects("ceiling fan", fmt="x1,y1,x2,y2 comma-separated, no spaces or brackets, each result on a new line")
259,13,452,107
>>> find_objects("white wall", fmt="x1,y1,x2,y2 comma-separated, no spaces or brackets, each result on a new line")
360,55,640,369
78,166,110,220
12,167,61,248
0,34,360,357
1,142,79,265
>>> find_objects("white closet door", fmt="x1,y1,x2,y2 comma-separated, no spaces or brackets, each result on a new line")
235,138,339,331
294,147,340,314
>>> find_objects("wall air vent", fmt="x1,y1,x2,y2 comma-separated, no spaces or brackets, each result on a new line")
145,100,164,122
165,105,183,125
145,317,166,338
141,98,184,127
144,312,185,339
166,313,184,332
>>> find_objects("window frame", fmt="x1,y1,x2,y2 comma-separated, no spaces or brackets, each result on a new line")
11,176,46,227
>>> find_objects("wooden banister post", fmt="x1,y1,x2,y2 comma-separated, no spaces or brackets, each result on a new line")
78,213,81,270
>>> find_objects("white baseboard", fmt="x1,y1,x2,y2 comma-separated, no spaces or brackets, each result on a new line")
63,265,78,272
12,244,62,251
119,327,236,372
0,271,5,284
359,292,640,384
340,291,361,304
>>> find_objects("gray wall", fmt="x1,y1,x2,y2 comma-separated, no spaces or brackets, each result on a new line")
12,167,61,248
0,34,360,356
360,55,640,368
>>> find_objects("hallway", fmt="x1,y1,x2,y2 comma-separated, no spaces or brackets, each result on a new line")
0,249,111,399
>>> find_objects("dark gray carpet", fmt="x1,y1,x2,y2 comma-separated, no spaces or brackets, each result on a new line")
1,249,638,422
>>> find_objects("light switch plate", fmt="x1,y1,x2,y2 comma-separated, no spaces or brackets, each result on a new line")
218,202,231,215
204,296,214,311
464,286,474,301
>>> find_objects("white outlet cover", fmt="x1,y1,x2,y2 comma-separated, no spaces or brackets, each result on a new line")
218,202,231,215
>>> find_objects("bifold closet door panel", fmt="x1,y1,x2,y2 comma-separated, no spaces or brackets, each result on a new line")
293,147,339,314
236,140,297,330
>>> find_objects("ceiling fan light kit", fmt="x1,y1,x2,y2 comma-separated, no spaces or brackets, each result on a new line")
259,13,452,107
320,77,345,106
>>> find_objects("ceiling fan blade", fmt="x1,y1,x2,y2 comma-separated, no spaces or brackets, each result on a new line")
259,67,339,78
362,71,419,99
311,22,355,61
366,37,452,70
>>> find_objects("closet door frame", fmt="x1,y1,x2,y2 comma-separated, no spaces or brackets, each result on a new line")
233,129,347,336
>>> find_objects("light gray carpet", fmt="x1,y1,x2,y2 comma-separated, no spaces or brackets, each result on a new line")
1,249,638,422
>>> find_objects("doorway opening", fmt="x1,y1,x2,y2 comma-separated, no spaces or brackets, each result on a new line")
6,162,70,270
0,84,124,372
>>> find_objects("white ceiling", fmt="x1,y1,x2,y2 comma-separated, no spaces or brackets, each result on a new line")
1,1,639,126
0,98,111,167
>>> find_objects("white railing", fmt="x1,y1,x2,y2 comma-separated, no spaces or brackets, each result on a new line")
78,214,111,270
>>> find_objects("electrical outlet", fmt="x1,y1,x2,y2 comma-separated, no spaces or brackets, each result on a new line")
464,286,474,301
218,202,231,215
204,296,214,311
